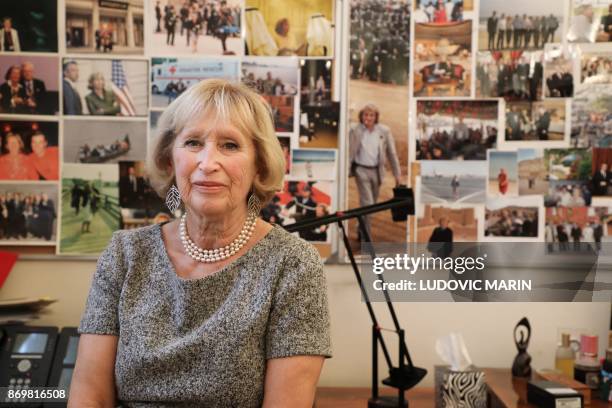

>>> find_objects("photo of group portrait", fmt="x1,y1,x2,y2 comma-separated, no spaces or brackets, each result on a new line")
414,21,473,97
62,58,148,116
151,0,241,55
545,206,609,253
479,0,562,52
0,120,59,181
580,48,612,85
543,44,577,98
245,0,334,56
505,100,567,142
484,196,541,239
66,0,144,54
0,56,60,116
0,183,58,245
415,100,498,160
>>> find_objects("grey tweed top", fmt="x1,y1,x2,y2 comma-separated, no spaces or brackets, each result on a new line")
78,222,332,407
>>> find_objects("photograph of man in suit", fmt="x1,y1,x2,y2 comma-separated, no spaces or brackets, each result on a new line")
0,17,20,52
62,61,82,115
119,166,145,208
591,162,610,196
349,103,401,239
20,62,47,114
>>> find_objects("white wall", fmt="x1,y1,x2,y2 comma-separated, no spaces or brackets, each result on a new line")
2,260,610,387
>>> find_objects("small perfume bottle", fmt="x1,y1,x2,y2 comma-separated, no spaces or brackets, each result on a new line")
555,333,575,378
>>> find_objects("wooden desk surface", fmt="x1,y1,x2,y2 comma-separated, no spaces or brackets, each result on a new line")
316,369,609,408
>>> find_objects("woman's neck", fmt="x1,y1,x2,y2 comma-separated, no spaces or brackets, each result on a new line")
185,208,250,249
95,89,104,98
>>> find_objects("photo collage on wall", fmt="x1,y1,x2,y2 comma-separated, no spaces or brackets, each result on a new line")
413,0,612,249
0,0,339,256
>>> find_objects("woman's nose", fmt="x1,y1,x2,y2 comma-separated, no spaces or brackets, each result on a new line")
196,145,221,173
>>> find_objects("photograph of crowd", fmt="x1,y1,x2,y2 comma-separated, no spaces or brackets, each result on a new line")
63,119,147,164
260,180,333,242
414,21,472,97
118,161,172,229
60,163,120,254
151,58,238,107
413,0,474,24
590,147,612,196
300,59,334,107
0,120,59,181
570,84,612,148
546,180,592,207
1,0,58,52
0,56,59,115
581,49,612,84
419,160,486,204
416,100,498,160
349,0,410,84
518,148,548,195
0,184,58,245
488,150,518,197
505,100,567,142
66,0,144,54
476,50,543,100
484,196,540,238
478,0,562,51
545,206,608,252
245,0,334,57
567,0,612,43
151,0,241,55
544,44,576,98
417,204,477,242
241,58,298,133
290,149,336,180
62,59,149,116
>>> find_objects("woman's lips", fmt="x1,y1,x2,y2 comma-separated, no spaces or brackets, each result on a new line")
192,181,226,191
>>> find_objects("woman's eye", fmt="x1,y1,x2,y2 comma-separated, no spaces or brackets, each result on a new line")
222,142,239,150
184,139,201,148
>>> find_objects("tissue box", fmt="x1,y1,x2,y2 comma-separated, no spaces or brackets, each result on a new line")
435,365,487,408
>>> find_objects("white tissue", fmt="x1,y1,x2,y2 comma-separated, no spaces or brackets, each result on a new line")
435,333,473,371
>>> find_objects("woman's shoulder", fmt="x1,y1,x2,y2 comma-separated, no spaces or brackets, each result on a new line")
103,224,163,261
264,223,323,266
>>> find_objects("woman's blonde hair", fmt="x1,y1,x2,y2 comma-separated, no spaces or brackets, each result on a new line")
147,78,285,207
87,72,105,90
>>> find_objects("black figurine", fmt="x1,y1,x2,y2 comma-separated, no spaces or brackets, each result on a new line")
512,317,532,378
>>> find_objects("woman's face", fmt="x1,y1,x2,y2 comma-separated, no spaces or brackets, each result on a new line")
9,67,20,83
93,75,105,91
362,109,376,128
6,136,21,155
172,114,257,218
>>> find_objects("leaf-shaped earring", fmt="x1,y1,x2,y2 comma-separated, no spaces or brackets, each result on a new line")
248,192,261,217
165,184,181,213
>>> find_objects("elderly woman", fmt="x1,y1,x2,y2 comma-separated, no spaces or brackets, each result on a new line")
85,72,121,116
69,79,331,407
0,132,38,180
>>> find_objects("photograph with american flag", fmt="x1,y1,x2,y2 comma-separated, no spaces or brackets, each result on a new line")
62,58,149,116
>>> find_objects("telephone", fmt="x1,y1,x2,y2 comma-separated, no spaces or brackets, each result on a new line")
0,325,80,408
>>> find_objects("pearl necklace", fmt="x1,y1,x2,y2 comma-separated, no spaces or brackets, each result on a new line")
179,212,256,263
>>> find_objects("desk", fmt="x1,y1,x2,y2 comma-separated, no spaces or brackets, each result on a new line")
316,369,609,407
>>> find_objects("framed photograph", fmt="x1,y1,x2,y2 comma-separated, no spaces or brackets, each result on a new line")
151,58,239,108
488,150,518,197
413,0,475,24
59,163,119,255
63,119,147,164
0,119,59,181
245,0,335,57
416,204,478,242
66,0,144,54
543,43,577,98
0,0,58,52
567,0,612,43
414,21,473,97
476,50,543,101
419,160,487,204
0,183,58,246
300,59,334,107
483,195,542,240
241,58,298,133
570,84,612,148
61,58,149,116
545,180,592,207
415,100,498,160
299,102,339,148
290,149,336,180
504,99,568,143
518,148,549,195
478,0,563,52
0,55,60,116
149,0,242,55
579,44,612,85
